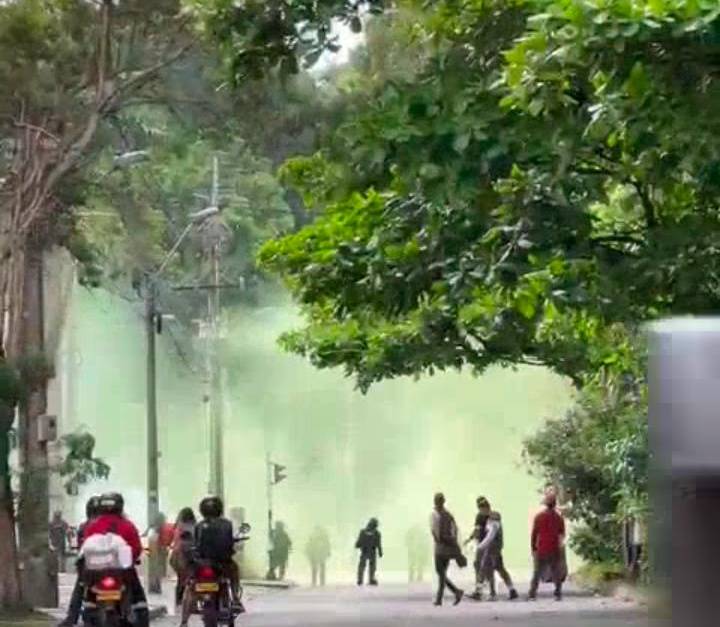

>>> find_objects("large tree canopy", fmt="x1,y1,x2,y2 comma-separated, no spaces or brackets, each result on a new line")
258,0,720,392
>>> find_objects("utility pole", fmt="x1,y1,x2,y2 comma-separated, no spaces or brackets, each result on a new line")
145,277,159,530
207,156,225,500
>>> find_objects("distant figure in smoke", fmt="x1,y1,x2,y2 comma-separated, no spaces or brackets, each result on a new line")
430,493,464,606
405,524,430,582
268,521,292,580
305,525,331,586
355,518,383,585
169,507,196,608
467,497,518,601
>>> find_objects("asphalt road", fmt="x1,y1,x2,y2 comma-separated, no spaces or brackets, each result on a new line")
153,581,660,627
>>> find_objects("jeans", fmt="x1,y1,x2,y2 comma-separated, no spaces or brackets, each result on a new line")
357,552,377,584
434,555,460,603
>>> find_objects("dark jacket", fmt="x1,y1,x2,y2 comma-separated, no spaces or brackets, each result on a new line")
355,528,382,557
195,517,234,563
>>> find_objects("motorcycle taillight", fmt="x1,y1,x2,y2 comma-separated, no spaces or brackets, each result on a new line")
99,576,120,590
197,565,216,580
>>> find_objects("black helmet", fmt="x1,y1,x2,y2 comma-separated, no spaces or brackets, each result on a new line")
98,492,124,516
199,496,224,519
86,495,101,520
368,517,379,529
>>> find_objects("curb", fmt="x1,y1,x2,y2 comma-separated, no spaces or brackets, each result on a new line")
242,579,296,590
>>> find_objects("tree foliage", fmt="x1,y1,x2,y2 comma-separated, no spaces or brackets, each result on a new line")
251,0,720,564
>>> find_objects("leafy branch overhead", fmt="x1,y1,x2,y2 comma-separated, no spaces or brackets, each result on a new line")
257,0,720,391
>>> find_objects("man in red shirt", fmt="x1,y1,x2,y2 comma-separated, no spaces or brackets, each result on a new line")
82,492,149,627
528,492,566,601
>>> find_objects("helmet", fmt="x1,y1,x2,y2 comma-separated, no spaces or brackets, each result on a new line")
98,492,124,516
368,517,379,529
86,495,101,520
199,496,224,519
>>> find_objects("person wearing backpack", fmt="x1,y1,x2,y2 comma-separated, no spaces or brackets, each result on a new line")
81,492,148,627
430,493,464,606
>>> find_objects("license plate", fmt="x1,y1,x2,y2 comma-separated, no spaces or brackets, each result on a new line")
196,582,219,593
95,590,122,602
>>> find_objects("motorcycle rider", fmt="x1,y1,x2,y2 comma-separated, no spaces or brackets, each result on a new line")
57,496,100,627
81,492,149,627
194,496,244,613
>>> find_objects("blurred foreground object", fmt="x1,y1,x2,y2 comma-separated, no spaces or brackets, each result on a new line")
648,318,720,626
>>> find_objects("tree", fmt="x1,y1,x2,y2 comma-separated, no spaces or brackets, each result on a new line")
253,0,720,568
0,0,195,607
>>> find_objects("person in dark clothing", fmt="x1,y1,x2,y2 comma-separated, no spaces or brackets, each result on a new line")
194,496,243,612
528,492,566,601
355,518,382,585
431,493,464,606
268,521,293,581
57,496,100,627
50,511,70,574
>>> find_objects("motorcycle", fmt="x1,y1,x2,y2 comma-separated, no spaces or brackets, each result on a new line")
82,570,132,627
187,522,251,627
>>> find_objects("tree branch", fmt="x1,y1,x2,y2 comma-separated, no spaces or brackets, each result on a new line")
630,180,657,228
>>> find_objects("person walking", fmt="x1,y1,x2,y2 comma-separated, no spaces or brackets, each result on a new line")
355,518,382,586
430,493,464,607
471,497,518,601
406,524,430,583
305,525,331,586
528,491,566,601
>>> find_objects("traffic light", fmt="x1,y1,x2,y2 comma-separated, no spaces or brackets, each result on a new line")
273,463,287,485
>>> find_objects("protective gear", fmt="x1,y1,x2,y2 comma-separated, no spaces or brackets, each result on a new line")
98,492,124,516
199,496,224,519
86,496,101,520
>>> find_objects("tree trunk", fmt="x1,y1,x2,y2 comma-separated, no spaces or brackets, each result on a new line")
16,245,57,608
0,401,23,609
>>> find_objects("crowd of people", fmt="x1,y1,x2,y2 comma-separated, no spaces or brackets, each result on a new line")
54,486,567,626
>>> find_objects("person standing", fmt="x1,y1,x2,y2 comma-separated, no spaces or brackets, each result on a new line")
49,511,70,574
355,518,382,586
169,508,196,609
430,493,464,607
305,525,331,586
268,521,292,581
406,524,430,583
528,492,566,601
472,497,518,601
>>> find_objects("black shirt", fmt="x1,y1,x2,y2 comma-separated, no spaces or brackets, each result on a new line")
195,517,234,563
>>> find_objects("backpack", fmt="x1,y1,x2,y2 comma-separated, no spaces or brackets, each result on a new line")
81,522,132,571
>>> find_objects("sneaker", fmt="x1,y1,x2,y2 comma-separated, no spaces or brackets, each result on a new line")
433,600,442,606
467,591,482,601
527,594,537,602
509,589,519,601
453,589,464,606
554,591,563,602
488,593,498,602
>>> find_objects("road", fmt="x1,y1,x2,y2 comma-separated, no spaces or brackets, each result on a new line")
153,581,658,627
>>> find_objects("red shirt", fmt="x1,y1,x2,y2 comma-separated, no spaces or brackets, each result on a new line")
83,514,143,561
159,522,175,548
531,507,565,558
